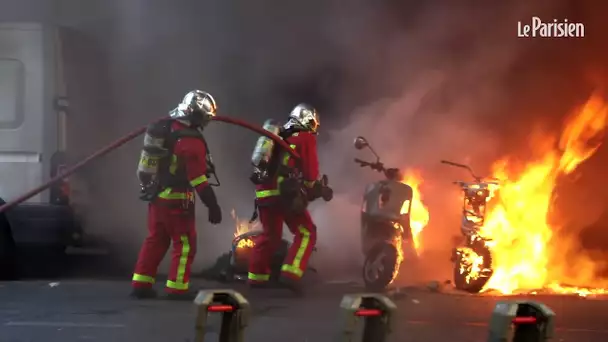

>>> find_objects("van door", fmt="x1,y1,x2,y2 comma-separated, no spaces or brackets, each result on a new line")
0,23,56,203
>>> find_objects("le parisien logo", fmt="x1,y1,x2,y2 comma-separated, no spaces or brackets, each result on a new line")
517,17,585,38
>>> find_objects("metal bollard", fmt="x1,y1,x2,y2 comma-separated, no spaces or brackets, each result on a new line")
193,289,251,342
338,293,397,342
487,300,555,342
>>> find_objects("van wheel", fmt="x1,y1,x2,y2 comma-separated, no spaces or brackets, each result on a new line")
0,198,18,280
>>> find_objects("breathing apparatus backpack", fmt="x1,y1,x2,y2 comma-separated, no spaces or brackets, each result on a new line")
250,120,314,217
136,119,219,201
250,119,282,185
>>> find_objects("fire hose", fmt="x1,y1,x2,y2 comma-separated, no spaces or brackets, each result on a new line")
0,115,300,215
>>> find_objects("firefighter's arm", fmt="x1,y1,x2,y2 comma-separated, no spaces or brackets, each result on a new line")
299,133,333,201
175,138,219,209
299,132,320,188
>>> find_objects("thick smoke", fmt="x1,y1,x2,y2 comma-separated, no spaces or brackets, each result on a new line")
65,0,607,277
309,0,608,282
5,0,607,278
51,0,411,272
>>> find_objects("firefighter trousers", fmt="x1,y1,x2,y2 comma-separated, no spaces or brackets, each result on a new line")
132,203,197,293
248,205,317,284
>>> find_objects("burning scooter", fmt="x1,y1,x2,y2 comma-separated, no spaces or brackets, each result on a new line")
354,136,418,291
441,160,498,293
203,211,318,283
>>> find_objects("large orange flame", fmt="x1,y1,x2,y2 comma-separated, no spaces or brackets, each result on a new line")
401,170,430,254
386,170,431,284
232,209,260,237
480,91,608,295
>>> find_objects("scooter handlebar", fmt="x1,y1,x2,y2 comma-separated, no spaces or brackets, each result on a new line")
354,157,368,165
353,158,385,172
452,180,498,189
441,160,468,168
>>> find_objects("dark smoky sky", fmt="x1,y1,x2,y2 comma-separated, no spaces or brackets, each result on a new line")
2,0,608,273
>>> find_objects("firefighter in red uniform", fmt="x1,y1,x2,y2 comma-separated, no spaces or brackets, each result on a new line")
248,103,330,294
131,90,223,300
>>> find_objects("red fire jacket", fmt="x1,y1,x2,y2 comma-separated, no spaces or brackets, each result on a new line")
255,131,320,204
154,121,210,205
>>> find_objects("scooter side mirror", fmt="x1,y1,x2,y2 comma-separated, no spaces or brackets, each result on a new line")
354,136,368,150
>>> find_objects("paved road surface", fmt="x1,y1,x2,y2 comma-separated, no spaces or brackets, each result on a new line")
1,277,608,342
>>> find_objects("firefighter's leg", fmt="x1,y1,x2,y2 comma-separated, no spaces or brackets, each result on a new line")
131,204,171,297
281,210,317,283
165,209,197,295
248,205,284,285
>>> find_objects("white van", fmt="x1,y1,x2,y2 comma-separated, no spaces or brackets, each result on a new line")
0,22,106,277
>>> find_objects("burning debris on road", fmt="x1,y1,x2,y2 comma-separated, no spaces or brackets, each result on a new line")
232,210,260,249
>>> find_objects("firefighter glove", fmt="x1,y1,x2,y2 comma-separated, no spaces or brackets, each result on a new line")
208,204,222,224
309,175,332,201
321,186,333,202
197,186,222,224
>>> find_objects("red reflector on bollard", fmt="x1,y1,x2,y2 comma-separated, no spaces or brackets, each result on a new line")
355,309,383,317
512,316,536,324
207,305,234,312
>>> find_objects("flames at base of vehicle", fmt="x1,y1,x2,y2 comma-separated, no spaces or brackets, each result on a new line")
390,227,404,285
231,231,260,270
236,237,256,249
455,246,493,284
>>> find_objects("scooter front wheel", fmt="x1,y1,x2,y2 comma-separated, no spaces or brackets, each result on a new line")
452,245,493,293
362,242,398,292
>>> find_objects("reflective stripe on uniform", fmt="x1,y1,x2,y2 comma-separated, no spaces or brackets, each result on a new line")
248,272,270,282
282,146,293,165
281,225,310,278
303,180,315,188
157,187,188,200
166,235,191,291
255,144,297,199
189,174,208,187
163,152,191,197
169,154,178,174
166,280,189,290
132,273,155,284
255,189,280,198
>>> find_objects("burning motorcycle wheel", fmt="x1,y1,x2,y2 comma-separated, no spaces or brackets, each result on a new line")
362,242,399,292
452,245,493,294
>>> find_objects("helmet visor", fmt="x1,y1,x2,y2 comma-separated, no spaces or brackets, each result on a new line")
308,110,320,133
309,117,319,133
197,95,217,116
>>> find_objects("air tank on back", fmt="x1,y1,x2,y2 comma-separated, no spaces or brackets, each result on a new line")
250,119,281,184
136,121,170,192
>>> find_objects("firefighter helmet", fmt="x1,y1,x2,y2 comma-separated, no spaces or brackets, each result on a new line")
284,103,320,134
169,90,217,127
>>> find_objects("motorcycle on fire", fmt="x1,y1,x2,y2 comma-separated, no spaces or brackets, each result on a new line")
211,174,331,283
219,230,296,282
354,136,417,291
441,160,498,293
214,191,332,282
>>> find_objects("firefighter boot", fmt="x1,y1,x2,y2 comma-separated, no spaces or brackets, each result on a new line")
279,275,304,296
130,287,158,299
164,290,198,301
248,282,271,290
